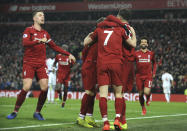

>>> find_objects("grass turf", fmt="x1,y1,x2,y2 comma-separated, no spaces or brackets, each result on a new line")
0,97,187,131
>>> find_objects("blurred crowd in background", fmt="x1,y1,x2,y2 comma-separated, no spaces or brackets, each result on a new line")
0,19,186,94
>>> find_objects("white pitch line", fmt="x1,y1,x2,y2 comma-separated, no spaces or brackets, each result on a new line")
0,122,74,130
1,113,187,130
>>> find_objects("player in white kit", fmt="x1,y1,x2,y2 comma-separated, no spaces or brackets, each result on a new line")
161,71,174,103
46,56,58,103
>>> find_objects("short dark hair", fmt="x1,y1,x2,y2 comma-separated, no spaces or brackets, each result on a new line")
32,10,44,17
140,36,149,43
117,9,131,20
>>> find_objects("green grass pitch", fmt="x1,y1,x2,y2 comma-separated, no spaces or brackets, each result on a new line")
0,97,187,131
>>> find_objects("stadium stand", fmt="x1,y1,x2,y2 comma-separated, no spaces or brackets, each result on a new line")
0,19,186,93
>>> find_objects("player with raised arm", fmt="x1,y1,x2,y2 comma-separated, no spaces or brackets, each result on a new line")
7,11,75,120
53,44,73,108
161,70,174,103
77,17,105,128
84,9,136,131
134,37,157,115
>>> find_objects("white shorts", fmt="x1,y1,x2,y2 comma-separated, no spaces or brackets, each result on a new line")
48,72,56,86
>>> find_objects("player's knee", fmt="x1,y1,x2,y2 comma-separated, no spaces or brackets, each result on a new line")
139,91,144,96
39,79,48,91
85,90,95,96
144,88,151,95
23,86,30,92
99,92,108,98
114,92,122,98
23,79,32,91
144,91,150,96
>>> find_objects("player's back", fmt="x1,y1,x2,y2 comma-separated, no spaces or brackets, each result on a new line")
135,50,154,76
96,26,124,65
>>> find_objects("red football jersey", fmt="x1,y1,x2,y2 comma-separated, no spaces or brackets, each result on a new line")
22,26,70,65
82,43,97,63
55,54,71,74
135,50,157,77
91,22,129,65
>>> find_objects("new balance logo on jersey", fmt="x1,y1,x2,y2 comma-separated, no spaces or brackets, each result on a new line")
34,33,37,36
138,55,141,58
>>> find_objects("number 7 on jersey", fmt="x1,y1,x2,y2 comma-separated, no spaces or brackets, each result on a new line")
104,30,113,46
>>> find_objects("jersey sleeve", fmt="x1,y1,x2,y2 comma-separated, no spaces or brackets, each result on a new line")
90,29,98,41
82,46,89,62
161,75,164,81
22,28,40,47
121,28,130,40
46,59,49,69
170,74,174,81
152,52,157,76
46,33,70,56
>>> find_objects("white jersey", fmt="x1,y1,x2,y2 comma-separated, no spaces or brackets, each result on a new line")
161,72,173,88
46,58,58,85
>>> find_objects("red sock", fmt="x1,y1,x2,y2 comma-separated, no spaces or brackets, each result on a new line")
80,93,92,115
115,98,123,119
104,120,109,125
146,94,151,102
36,90,48,112
87,95,95,115
14,89,27,112
120,97,126,124
63,86,68,102
99,97,107,119
57,89,62,100
139,95,145,107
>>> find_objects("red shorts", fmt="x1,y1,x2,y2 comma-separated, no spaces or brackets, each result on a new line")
136,76,152,91
56,71,70,86
22,63,48,80
122,61,135,93
82,62,97,91
97,64,123,86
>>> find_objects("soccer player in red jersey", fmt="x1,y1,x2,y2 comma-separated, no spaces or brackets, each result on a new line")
54,45,73,108
84,9,136,131
134,37,157,115
6,11,76,120
104,11,135,130
77,17,105,128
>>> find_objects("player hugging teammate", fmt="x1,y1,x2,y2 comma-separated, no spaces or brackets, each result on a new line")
82,9,136,131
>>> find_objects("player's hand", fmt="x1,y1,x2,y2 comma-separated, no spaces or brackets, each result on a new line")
68,54,76,63
40,38,47,43
88,32,93,37
130,27,136,37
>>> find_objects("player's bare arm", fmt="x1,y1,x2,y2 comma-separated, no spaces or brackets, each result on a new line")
84,32,94,46
125,27,136,48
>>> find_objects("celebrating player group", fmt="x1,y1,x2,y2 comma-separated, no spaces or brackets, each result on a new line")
6,9,157,131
